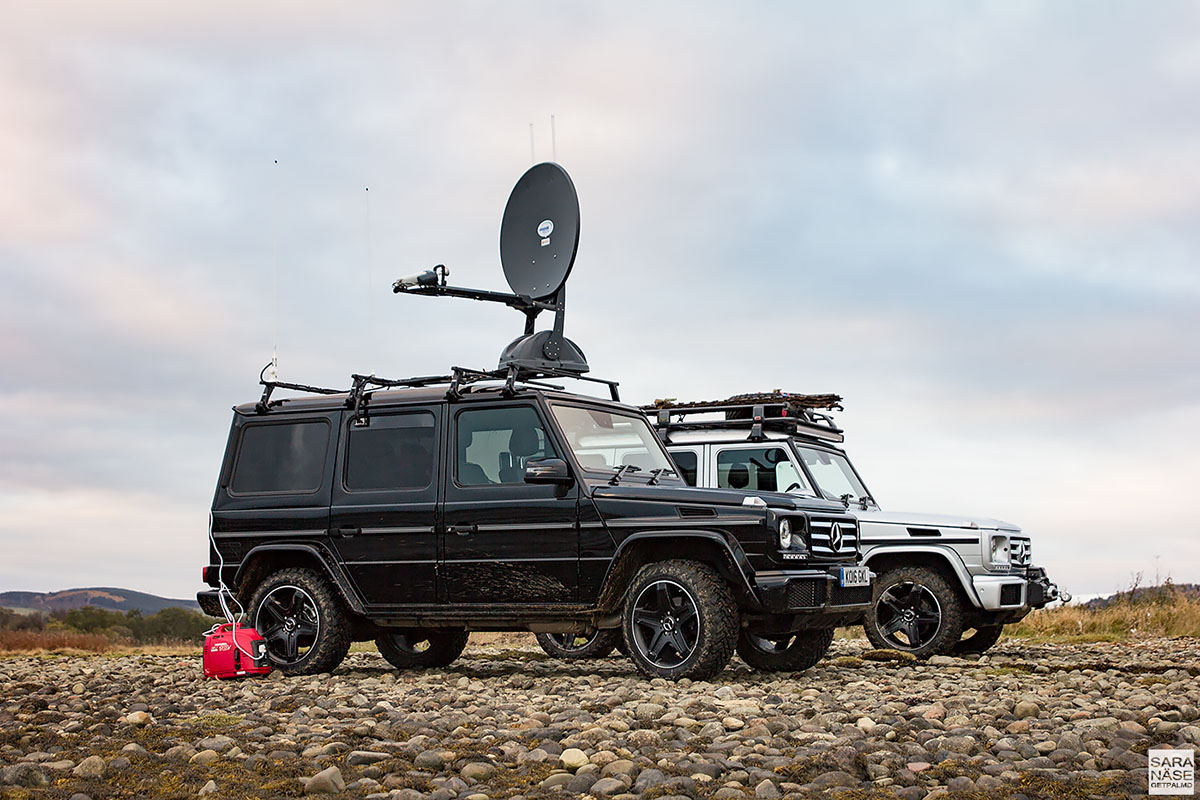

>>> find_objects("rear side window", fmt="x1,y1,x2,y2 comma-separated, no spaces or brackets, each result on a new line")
345,412,437,491
231,421,329,494
669,450,699,486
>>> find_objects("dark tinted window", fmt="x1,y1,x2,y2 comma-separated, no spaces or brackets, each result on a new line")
457,406,555,486
232,421,328,494
669,450,698,486
345,412,436,491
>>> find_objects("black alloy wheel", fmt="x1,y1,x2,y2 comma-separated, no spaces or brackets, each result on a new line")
863,565,963,658
631,579,700,668
255,585,320,664
622,559,738,680
247,567,351,675
877,582,941,649
535,630,619,659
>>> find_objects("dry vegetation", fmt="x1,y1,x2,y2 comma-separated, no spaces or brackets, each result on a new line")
1009,582,1200,642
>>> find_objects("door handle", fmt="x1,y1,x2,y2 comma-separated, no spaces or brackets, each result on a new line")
334,526,361,538
448,524,478,536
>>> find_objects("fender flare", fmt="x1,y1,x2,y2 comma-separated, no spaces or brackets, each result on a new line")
862,544,983,608
235,542,366,614
601,530,760,610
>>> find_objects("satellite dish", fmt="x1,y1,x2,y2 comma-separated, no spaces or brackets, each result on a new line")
393,160,592,378
500,163,580,299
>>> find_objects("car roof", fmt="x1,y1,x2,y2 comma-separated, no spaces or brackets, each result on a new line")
234,384,639,417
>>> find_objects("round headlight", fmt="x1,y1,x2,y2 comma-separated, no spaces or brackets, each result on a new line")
778,518,792,549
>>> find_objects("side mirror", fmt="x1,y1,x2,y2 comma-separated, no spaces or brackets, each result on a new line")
524,458,573,485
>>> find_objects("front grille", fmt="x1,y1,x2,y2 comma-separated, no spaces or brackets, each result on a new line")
808,517,860,558
1000,584,1023,606
786,579,822,608
1009,537,1032,567
830,584,872,606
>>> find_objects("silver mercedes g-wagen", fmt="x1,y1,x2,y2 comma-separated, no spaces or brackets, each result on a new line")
646,391,1067,658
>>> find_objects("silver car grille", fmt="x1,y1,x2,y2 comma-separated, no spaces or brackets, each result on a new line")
808,518,860,558
1010,536,1032,567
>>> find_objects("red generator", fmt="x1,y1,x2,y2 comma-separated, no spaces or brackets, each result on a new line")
203,623,272,679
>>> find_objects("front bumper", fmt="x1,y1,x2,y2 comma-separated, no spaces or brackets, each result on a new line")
972,565,1068,611
753,567,875,627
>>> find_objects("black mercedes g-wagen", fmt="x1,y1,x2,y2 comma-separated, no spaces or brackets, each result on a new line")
198,373,872,680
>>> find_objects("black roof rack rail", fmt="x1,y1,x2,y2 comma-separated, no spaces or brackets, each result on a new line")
640,391,844,444
254,361,620,419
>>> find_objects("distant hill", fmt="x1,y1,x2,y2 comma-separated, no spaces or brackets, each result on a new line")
1082,582,1200,610
0,587,200,615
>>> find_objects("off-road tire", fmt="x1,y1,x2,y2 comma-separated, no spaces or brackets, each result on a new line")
247,567,352,676
535,630,620,659
376,629,469,669
864,565,964,659
737,627,834,672
622,559,738,681
954,624,1004,654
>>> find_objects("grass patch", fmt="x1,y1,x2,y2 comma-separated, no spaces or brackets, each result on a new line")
0,630,110,653
190,713,244,731
1008,583,1200,641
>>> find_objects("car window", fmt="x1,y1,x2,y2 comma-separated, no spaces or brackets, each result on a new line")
456,406,556,486
715,446,807,493
550,404,675,476
345,412,436,491
668,450,699,486
232,420,328,494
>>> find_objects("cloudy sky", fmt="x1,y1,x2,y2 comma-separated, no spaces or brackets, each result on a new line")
2,2,1197,600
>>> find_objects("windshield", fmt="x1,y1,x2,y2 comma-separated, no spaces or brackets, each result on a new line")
550,404,676,477
795,445,871,504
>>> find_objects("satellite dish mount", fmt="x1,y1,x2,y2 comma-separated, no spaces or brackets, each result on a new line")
393,162,589,376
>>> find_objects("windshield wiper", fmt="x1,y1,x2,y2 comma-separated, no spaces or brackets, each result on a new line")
858,494,875,510
609,464,642,485
648,467,676,485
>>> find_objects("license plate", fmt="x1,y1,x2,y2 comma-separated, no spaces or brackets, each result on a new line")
840,567,870,588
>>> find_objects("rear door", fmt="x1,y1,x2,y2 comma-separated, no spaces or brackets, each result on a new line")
441,402,580,604
328,405,441,606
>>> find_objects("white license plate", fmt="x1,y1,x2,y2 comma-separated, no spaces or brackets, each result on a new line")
840,567,871,588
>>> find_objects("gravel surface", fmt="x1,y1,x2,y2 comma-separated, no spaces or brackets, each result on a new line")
2,638,1198,799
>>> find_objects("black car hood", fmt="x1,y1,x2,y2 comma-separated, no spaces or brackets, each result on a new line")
590,484,846,513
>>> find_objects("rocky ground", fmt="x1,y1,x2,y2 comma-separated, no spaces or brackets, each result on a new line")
2,638,1198,800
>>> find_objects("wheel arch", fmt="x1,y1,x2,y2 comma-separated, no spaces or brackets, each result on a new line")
863,546,983,608
596,531,760,614
234,543,365,615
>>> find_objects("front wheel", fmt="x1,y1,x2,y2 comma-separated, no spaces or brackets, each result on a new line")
863,566,964,659
954,624,1004,654
375,629,469,669
248,567,351,675
622,560,738,681
737,628,834,672
535,630,620,659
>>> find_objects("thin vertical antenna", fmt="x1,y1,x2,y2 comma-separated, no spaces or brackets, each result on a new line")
364,186,374,375
529,122,536,163
269,159,280,381
551,114,557,162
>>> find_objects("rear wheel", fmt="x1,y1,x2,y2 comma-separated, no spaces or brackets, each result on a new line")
248,567,351,675
954,624,1004,654
863,566,964,659
535,630,619,659
375,629,469,669
737,628,834,672
622,560,738,681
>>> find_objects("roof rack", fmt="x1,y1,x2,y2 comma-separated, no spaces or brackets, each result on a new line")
255,362,620,420
641,390,844,444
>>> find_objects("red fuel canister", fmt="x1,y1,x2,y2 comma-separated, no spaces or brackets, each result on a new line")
202,623,272,679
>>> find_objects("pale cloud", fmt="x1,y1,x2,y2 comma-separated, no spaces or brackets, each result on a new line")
1,2,1198,598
